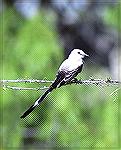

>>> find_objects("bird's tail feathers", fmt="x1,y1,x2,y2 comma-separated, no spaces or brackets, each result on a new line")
20,104,36,118
20,73,64,119
20,86,53,119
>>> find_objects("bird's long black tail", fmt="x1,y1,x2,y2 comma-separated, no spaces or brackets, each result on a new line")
20,86,53,118
20,71,65,119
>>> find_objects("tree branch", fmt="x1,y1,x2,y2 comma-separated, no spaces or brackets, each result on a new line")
1,78,121,91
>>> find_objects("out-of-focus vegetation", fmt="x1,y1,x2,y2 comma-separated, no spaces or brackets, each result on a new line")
103,4,121,31
1,3,121,150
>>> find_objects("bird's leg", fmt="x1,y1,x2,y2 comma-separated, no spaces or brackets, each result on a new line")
64,78,78,86
70,78,78,83
58,78,80,88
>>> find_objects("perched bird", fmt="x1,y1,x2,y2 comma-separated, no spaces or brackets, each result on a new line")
20,49,89,118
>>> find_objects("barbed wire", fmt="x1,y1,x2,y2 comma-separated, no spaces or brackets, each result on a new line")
1,78,121,91
1,79,53,84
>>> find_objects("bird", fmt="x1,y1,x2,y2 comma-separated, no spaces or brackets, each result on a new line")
20,49,89,118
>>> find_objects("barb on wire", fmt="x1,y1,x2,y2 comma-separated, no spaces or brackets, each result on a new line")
65,78,121,86
0,78,121,91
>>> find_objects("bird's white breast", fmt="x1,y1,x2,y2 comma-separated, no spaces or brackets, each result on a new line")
59,57,83,72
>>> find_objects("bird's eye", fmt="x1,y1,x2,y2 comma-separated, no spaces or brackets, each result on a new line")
78,52,80,54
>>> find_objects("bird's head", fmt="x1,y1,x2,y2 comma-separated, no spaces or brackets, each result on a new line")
68,49,89,60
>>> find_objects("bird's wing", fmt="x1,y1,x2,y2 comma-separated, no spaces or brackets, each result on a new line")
58,64,83,88
64,64,83,82
50,70,66,89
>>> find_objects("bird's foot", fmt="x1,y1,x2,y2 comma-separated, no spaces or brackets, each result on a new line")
71,78,78,83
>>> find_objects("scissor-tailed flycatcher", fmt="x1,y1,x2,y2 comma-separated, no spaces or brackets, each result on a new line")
20,49,89,118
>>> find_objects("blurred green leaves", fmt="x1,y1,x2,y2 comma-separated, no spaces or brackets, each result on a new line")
103,3,121,31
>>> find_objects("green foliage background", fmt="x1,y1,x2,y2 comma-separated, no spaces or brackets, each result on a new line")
1,5,121,150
